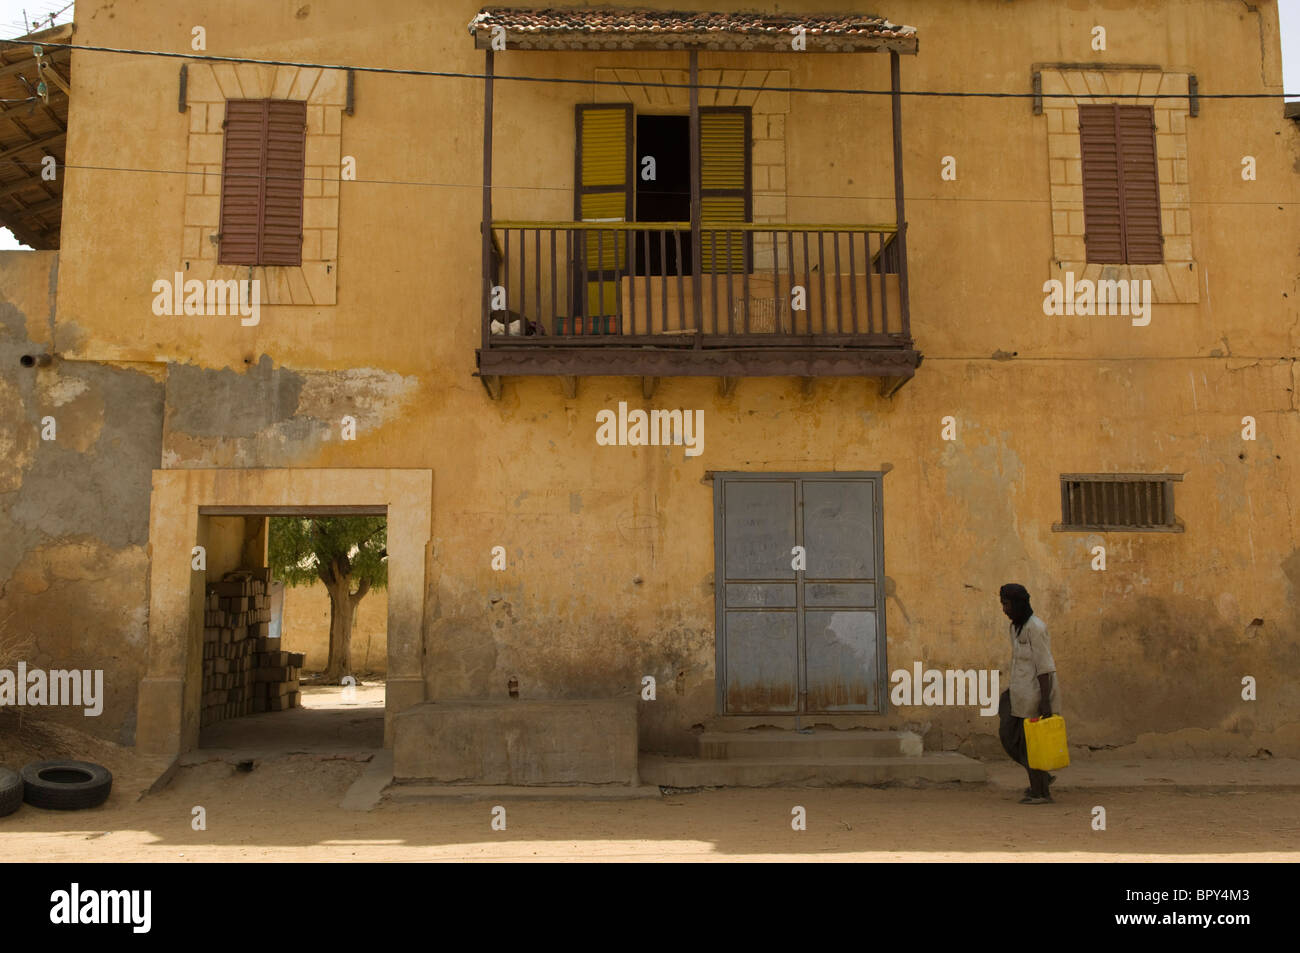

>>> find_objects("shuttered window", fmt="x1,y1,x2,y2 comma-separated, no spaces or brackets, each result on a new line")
699,107,751,273
574,103,633,319
218,99,307,267
572,104,753,294
1079,104,1163,264
1056,474,1182,531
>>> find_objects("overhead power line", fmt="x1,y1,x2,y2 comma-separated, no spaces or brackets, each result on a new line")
0,159,1293,210
0,38,1296,100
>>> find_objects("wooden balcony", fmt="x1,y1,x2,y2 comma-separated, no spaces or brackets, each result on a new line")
476,220,921,397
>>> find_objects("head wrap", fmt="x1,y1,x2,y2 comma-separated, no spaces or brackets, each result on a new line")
999,583,1033,633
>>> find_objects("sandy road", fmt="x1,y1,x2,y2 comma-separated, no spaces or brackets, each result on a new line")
4,758,1297,862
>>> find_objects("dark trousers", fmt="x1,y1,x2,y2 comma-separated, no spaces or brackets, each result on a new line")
999,689,1051,793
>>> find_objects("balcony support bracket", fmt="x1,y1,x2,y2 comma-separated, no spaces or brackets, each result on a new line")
561,375,579,399
641,376,659,399
878,375,908,399
480,374,502,400
718,376,738,398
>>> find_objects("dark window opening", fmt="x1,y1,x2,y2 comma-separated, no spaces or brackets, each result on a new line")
634,115,691,277
1055,473,1183,532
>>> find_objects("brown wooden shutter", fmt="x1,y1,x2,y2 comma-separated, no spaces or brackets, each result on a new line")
260,100,308,266
218,99,306,266
1115,106,1162,263
1079,104,1162,264
218,100,268,266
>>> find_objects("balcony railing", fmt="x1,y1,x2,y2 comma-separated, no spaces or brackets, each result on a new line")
476,220,919,390
484,221,909,345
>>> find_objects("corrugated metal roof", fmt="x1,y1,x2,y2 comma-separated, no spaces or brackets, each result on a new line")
468,7,917,53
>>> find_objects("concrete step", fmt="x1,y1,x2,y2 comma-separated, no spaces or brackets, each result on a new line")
697,728,922,760
387,783,662,802
641,752,986,788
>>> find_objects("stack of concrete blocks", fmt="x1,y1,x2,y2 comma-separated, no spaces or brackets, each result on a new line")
254,645,304,713
200,568,305,726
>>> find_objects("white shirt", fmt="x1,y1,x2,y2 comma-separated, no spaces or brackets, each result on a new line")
1008,615,1062,718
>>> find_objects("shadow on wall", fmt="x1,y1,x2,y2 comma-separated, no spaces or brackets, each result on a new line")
276,579,388,674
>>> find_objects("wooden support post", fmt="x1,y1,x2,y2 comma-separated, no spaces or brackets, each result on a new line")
689,50,703,340
890,51,911,338
481,50,495,355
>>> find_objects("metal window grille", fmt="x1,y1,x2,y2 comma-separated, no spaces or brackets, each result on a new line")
1058,474,1181,530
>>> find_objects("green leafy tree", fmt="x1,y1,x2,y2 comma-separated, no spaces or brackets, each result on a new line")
268,516,386,683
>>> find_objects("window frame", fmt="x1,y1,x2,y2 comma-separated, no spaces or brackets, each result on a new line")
1052,473,1185,533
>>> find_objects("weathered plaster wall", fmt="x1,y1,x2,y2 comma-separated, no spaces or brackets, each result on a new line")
0,251,163,743
205,515,247,579
47,0,1300,756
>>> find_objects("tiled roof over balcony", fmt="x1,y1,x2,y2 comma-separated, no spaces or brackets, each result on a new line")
468,7,918,52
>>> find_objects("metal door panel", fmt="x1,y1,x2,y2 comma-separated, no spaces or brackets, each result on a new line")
803,480,875,578
804,582,876,608
723,480,796,580
725,583,798,608
724,610,799,712
804,610,878,710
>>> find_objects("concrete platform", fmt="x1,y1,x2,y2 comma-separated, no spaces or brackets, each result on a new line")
698,728,922,759
641,752,987,787
180,747,376,766
393,698,639,785
387,782,663,801
341,749,394,811
985,757,1300,792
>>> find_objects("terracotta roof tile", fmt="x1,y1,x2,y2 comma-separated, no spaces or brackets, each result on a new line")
469,7,917,52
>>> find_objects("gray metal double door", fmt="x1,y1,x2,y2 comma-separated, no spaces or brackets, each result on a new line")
713,472,887,714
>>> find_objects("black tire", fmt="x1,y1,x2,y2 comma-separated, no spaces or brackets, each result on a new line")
20,760,112,811
0,767,22,817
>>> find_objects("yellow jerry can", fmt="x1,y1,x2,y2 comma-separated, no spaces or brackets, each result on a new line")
1025,715,1070,771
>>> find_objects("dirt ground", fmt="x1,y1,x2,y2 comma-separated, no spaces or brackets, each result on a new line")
5,690,1297,863
2,753,1297,862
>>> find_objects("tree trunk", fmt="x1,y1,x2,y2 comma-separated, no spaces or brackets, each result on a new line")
323,576,355,684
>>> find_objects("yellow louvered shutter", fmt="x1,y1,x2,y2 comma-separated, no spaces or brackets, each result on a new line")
698,108,750,274
575,104,632,321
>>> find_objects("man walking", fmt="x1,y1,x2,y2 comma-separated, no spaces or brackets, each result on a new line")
997,583,1061,804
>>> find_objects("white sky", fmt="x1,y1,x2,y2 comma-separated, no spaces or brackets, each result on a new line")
0,0,1295,250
